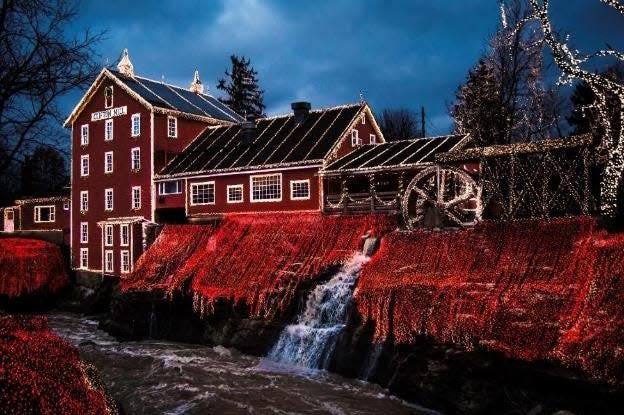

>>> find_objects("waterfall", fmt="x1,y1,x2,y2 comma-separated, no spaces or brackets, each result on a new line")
267,253,370,370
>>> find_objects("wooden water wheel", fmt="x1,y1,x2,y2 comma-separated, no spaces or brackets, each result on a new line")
401,165,481,229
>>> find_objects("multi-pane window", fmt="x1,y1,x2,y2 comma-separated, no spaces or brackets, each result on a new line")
104,250,114,273
105,151,113,173
105,119,113,141
158,181,181,195
370,134,376,144
63,200,70,210
190,182,215,205
105,188,113,211
104,86,113,108
167,116,177,138
131,147,140,170
120,250,130,273
80,191,88,212
80,155,89,176
250,174,282,202
80,222,88,243
131,186,141,209
104,224,113,246
34,206,55,222
290,180,310,200
131,113,140,137
120,224,129,246
227,184,244,203
81,124,89,145
351,129,361,146
80,248,88,269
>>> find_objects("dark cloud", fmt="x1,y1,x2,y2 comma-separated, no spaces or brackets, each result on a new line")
66,0,623,135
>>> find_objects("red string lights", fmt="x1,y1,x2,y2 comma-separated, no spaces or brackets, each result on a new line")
355,217,624,383
0,314,109,414
0,238,68,298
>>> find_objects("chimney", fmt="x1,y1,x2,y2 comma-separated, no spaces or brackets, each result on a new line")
291,101,311,125
240,116,256,146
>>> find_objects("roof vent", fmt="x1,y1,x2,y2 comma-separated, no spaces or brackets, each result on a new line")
241,117,256,146
117,48,134,77
291,101,311,125
190,70,204,94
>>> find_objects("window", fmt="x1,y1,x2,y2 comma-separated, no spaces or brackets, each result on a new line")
131,147,140,170
104,86,113,108
362,114,366,124
105,119,113,141
105,188,113,211
351,129,361,146
158,181,181,195
370,134,376,144
167,116,177,138
80,191,88,212
80,248,88,269
105,151,113,173
81,124,89,145
104,224,113,246
120,250,130,273
250,173,281,202
131,113,140,137
227,184,244,203
104,250,114,273
290,180,310,200
190,182,215,205
131,186,141,210
34,206,55,222
63,200,70,210
120,224,129,246
80,155,89,177
80,222,88,243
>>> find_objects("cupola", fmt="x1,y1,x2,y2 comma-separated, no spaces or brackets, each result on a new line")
190,70,204,94
117,48,134,77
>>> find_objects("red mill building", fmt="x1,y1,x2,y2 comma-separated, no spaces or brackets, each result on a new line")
64,50,242,275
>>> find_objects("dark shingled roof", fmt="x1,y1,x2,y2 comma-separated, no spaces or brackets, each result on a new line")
322,134,469,175
158,103,365,177
112,70,243,123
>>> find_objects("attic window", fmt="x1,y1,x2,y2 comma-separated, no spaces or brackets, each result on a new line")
370,134,376,144
104,86,113,108
361,114,366,124
351,129,361,146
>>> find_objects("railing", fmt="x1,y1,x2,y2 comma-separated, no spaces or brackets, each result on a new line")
323,191,399,214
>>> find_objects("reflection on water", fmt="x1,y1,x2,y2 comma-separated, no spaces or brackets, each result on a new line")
48,313,434,415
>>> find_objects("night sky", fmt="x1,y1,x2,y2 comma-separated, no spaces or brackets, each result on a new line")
67,0,624,135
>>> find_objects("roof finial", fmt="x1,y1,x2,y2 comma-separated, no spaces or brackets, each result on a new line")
117,48,134,77
190,69,204,94
359,92,365,103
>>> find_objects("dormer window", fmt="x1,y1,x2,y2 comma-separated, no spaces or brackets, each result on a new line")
104,86,113,108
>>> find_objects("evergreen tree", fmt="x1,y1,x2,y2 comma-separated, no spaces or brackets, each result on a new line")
217,55,265,119
377,108,421,141
20,146,68,197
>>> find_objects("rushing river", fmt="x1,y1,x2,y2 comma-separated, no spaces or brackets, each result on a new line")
48,313,433,415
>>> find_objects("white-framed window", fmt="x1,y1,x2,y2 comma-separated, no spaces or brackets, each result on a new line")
104,224,113,246
167,116,177,138
120,250,130,273
81,124,89,145
131,186,141,210
80,191,88,212
80,248,88,269
63,200,70,210
227,184,244,203
131,113,141,137
34,206,55,222
290,179,311,200
105,151,114,173
80,222,88,243
190,181,215,205
80,155,89,177
104,250,114,273
361,114,366,124
105,119,113,141
120,224,129,246
105,188,113,211
250,173,282,202
131,147,140,170
158,181,182,195
370,134,376,144
351,129,361,146
104,86,113,108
